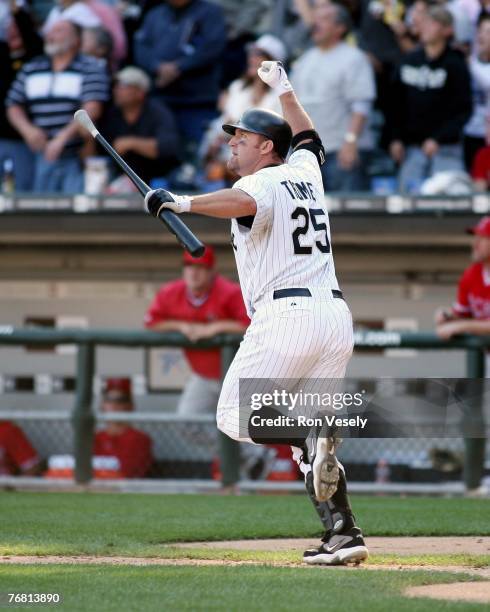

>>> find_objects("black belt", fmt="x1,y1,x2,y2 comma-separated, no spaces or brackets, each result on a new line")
273,288,344,300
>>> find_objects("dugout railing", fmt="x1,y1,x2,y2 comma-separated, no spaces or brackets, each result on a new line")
0,327,487,489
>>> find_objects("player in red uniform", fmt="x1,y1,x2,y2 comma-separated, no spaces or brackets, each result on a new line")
0,421,40,475
144,245,249,414
93,378,153,478
435,216,490,495
436,217,490,337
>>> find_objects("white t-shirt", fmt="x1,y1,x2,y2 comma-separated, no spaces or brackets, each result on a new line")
290,43,376,153
231,148,339,317
222,79,281,120
465,56,490,138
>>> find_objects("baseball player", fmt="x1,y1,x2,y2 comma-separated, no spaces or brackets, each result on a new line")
145,61,368,565
436,216,490,495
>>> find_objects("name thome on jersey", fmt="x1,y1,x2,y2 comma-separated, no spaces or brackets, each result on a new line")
230,148,340,317
280,180,317,201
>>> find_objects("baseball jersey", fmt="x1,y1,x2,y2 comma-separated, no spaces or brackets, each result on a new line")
231,148,339,317
94,427,153,478
144,275,250,379
453,262,490,319
0,421,39,475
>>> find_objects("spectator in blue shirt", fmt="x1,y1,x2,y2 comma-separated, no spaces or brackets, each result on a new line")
133,0,226,154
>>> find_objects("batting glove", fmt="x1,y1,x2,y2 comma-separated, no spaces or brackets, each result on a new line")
145,188,192,216
257,61,293,97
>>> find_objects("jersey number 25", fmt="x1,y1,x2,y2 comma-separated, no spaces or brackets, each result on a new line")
291,207,331,255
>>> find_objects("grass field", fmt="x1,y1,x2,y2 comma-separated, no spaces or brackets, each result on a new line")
0,491,489,611
1,492,490,556
0,565,481,612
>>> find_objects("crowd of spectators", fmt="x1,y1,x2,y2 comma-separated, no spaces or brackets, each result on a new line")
2,0,490,194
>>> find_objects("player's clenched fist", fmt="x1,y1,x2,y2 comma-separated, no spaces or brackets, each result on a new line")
145,188,192,216
257,61,293,97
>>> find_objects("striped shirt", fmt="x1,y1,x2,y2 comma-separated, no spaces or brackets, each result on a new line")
231,148,339,317
6,53,110,153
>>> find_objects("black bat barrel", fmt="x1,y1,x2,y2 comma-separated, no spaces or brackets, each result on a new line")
94,132,205,257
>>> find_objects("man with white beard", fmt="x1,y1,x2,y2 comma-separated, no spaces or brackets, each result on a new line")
6,20,110,193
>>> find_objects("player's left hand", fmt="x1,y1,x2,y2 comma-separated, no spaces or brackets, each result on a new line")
434,308,454,325
185,323,211,342
436,320,468,340
145,188,192,216
257,61,293,97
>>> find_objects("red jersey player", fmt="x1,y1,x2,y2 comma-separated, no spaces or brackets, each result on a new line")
436,217,490,339
0,421,40,475
435,216,490,495
144,245,249,414
94,378,153,478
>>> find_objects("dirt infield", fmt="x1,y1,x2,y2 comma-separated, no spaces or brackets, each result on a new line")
178,536,490,556
1,537,489,567
0,554,489,577
0,556,258,567
177,537,490,604
1,537,489,604
405,582,490,603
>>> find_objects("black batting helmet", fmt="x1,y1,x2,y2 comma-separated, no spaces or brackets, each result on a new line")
222,109,292,159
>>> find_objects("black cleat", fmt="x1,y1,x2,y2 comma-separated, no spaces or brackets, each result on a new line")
303,527,369,565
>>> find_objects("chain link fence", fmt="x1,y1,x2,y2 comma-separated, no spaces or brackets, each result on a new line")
0,400,484,486
0,328,488,490
0,407,219,479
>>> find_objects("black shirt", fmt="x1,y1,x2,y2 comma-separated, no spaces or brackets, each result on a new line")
100,97,181,183
389,45,472,145
0,8,43,140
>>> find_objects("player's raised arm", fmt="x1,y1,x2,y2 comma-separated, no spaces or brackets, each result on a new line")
257,61,325,163
257,61,313,140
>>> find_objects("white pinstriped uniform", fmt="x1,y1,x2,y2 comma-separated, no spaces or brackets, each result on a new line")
216,148,354,442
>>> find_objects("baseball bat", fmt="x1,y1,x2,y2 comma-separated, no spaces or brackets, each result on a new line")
74,109,205,257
